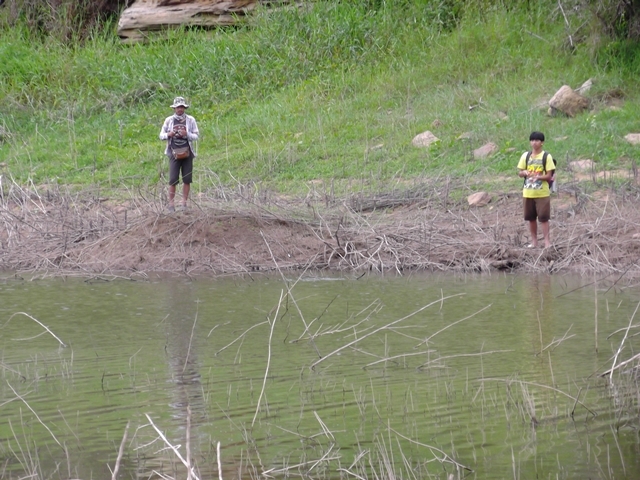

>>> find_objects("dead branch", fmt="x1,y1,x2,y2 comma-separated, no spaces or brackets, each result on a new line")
110,421,130,480
2,312,67,347
310,293,465,370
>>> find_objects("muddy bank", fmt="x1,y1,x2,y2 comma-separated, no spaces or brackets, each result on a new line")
1,184,639,279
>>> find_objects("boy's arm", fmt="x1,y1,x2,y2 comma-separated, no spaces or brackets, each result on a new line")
533,171,553,182
517,153,529,178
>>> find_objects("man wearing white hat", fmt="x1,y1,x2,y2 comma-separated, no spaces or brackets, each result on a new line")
159,96,200,211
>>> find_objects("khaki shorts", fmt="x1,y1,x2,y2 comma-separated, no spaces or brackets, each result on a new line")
523,197,550,222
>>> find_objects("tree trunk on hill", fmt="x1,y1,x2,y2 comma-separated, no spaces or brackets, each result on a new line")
594,0,640,40
117,0,284,42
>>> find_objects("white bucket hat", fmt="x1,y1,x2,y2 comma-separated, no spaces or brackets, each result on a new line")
170,96,189,108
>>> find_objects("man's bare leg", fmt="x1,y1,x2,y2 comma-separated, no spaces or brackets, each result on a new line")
528,220,538,247
540,221,551,248
168,185,176,208
182,183,190,207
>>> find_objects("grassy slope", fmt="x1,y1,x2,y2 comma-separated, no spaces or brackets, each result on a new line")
0,1,638,195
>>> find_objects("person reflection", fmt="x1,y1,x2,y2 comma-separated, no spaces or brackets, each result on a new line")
134,283,209,479
521,274,553,344
521,274,554,356
163,283,206,442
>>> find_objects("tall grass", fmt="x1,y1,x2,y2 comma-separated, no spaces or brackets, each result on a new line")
0,0,638,192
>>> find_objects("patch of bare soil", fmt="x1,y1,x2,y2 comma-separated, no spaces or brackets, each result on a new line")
1,183,640,279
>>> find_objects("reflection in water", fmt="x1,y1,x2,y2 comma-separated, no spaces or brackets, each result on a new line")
164,285,204,420
142,281,208,478
1,275,639,480
521,274,554,354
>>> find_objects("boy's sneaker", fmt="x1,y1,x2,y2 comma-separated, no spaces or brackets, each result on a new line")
167,205,175,212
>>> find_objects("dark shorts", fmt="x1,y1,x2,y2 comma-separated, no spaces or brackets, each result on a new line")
169,154,193,186
523,197,551,222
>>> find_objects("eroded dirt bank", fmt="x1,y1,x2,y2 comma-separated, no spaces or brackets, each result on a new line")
1,185,639,279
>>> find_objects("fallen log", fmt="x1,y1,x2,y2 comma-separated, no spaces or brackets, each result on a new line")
117,0,282,43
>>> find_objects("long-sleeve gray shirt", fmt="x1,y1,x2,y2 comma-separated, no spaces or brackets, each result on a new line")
159,114,199,157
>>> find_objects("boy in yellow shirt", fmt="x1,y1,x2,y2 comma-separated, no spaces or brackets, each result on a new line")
517,131,555,248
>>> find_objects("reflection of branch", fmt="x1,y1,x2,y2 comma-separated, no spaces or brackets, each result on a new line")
388,426,472,472
313,411,335,440
252,290,284,427
7,381,63,448
111,421,129,480
477,378,597,417
214,321,268,356
608,301,640,383
216,441,223,480
310,293,465,369
3,312,67,347
536,324,575,356
186,406,192,480
182,307,198,374
414,303,491,347
417,350,513,370
364,350,429,368
145,413,200,480
261,230,315,336
292,299,382,343
263,448,341,476
0,361,26,380
600,352,640,377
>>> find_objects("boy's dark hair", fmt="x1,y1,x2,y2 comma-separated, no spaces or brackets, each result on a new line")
529,131,545,142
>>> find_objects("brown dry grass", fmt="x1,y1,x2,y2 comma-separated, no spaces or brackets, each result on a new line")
1,177,639,279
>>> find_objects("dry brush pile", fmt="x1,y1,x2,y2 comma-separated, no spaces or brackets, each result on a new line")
1,177,640,279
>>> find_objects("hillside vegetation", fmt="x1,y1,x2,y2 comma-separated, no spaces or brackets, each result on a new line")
0,0,639,196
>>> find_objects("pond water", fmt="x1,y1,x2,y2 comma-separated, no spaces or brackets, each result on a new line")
0,272,639,480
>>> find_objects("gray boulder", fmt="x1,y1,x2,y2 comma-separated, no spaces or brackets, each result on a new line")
548,85,589,117
467,192,491,207
473,142,498,159
624,133,640,145
412,131,440,148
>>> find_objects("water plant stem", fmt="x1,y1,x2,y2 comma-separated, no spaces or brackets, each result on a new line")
111,421,129,480
311,293,465,369
251,289,284,427
4,312,67,347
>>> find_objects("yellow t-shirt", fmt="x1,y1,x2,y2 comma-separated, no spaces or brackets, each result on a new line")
517,151,555,198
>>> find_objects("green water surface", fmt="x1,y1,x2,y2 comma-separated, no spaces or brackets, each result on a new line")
0,272,638,479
